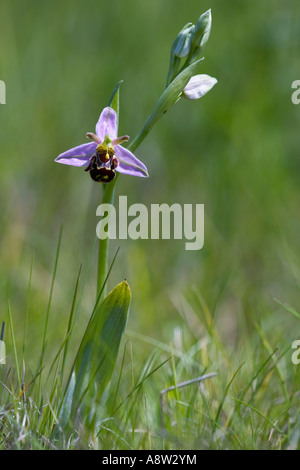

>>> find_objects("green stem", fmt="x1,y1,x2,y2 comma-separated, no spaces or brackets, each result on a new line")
97,176,118,297
127,123,152,154
96,113,154,299
97,64,198,297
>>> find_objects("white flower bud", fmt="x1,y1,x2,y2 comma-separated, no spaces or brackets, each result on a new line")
183,74,217,100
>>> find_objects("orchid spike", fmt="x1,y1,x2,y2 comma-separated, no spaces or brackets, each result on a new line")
55,107,149,183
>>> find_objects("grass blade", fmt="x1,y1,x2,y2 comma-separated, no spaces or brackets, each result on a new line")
8,301,21,391
22,252,34,361
37,225,63,403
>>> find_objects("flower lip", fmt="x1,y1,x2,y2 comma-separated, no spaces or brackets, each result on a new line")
90,165,116,183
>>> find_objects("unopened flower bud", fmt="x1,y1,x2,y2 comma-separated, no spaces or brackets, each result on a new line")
188,10,212,63
166,23,195,86
173,23,195,59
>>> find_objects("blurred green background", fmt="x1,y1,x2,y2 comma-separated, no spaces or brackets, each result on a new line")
1,0,300,372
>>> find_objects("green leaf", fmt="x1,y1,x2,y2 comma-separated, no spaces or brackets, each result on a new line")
147,56,204,122
58,371,76,430
60,280,131,427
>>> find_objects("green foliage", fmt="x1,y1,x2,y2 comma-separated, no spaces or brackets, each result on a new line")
60,280,131,430
0,0,300,450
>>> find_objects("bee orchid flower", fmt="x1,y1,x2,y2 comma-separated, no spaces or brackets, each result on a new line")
55,107,149,183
